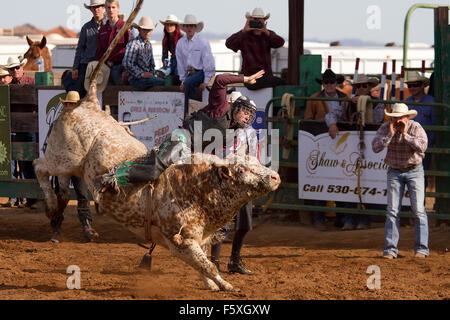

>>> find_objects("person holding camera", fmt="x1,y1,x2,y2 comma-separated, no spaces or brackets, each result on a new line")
225,8,286,90
372,103,429,259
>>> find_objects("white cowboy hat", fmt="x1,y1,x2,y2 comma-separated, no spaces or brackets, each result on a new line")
180,14,204,33
59,91,80,104
3,56,27,69
384,103,417,119
353,74,379,87
160,14,180,25
406,71,430,87
84,61,110,93
84,0,105,9
0,68,10,77
132,16,157,30
245,8,270,20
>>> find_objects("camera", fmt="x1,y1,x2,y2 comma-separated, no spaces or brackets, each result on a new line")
249,20,263,29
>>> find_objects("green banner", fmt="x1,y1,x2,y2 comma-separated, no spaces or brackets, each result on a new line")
0,85,11,181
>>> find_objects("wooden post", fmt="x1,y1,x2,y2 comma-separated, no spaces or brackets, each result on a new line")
288,0,304,85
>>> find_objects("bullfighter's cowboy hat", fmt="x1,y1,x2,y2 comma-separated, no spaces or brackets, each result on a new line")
384,103,417,119
132,16,157,30
84,0,105,9
180,14,204,33
353,74,379,88
245,8,270,20
84,61,111,93
160,14,181,25
3,56,27,69
405,71,430,87
59,91,80,104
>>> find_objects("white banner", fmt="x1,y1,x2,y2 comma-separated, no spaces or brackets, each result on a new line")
118,91,184,151
298,130,410,205
38,90,102,157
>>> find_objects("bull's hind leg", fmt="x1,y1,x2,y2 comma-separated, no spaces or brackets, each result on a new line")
167,239,234,291
33,158,58,219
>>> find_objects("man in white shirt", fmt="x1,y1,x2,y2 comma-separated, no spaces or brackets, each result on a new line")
176,14,215,117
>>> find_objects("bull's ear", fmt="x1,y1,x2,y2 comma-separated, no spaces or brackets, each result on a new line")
218,166,232,180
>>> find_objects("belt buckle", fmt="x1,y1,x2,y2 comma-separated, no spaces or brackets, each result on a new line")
106,61,113,68
187,68,196,76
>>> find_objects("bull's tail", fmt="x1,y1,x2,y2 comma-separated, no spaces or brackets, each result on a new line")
86,0,144,100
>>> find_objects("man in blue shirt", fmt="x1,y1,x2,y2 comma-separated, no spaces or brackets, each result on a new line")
405,71,435,171
122,17,165,90
66,1,106,98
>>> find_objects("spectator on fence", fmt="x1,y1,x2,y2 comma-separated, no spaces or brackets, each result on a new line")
372,103,429,259
3,56,34,85
160,14,183,85
176,14,215,117
64,0,106,98
225,7,286,90
304,68,349,231
0,68,12,84
49,91,99,243
96,0,130,85
122,17,165,90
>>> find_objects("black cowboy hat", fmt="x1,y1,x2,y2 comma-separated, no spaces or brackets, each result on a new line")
315,69,341,85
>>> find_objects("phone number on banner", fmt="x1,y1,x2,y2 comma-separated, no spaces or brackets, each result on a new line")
302,184,410,198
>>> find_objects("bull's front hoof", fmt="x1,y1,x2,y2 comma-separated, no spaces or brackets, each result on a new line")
138,253,152,270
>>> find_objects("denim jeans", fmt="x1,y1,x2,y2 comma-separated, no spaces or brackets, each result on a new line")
384,164,429,257
183,70,204,114
109,64,124,85
129,76,165,90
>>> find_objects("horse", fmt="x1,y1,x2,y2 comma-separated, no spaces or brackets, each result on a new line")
23,36,52,72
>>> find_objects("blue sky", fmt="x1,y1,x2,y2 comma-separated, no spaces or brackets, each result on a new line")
0,0,448,45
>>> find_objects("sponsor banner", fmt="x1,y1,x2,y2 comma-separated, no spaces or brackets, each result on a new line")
0,85,11,180
298,130,410,205
118,91,184,151
37,90,102,157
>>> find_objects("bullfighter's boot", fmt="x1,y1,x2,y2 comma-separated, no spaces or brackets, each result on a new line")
227,255,253,275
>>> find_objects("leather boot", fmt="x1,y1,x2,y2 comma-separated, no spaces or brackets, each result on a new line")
227,256,253,275
211,259,220,273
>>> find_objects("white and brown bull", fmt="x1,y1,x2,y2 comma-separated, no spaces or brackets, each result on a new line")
33,0,281,291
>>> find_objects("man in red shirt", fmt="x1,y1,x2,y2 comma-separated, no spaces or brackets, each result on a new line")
226,8,286,90
3,56,34,85
96,0,130,85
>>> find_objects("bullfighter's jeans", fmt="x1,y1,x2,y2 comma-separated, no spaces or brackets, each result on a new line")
384,164,429,257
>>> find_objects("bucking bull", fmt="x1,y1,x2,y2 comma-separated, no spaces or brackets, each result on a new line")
33,0,280,291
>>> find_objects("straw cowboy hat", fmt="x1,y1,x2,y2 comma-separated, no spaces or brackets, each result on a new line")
132,16,157,30
384,103,417,119
353,74,379,87
84,61,110,93
84,0,105,9
180,14,204,33
245,8,270,20
160,14,180,25
59,91,80,104
3,56,27,69
0,68,10,77
406,71,430,87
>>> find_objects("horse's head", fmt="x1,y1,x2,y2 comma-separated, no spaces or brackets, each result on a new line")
23,36,48,71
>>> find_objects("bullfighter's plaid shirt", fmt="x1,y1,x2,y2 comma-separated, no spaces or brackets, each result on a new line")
372,120,428,169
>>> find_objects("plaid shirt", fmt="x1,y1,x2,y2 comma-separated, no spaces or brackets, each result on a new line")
122,36,156,81
372,120,428,169
225,29,284,76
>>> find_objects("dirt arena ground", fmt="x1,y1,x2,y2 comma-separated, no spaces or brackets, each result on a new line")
0,200,448,300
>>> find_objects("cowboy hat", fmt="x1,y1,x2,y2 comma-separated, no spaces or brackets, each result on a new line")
353,74,379,87
180,14,204,33
84,0,105,9
160,14,180,25
59,91,80,104
84,61,110,93
384,103,417,119
406,71,430,87
315,68,337,85
132,16,157,30
3,56,27,69
0,68,10,77
245,8,270,20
